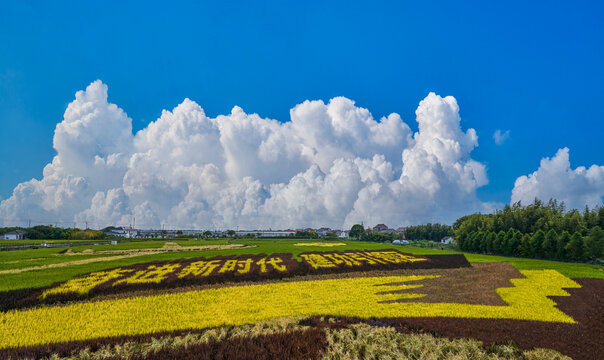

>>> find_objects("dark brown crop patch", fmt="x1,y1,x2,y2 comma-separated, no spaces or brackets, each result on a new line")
301,277,604,360
0,250,470,311
0,328,327,360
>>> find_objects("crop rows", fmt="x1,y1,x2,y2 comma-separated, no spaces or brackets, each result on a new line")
0,266,582,349
1,250,470,311
0,246,601,360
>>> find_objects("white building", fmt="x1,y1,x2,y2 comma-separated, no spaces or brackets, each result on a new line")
105,227,138,238
316,228,332,236
1,230,26,240
235,230,296,237
441,236,454,244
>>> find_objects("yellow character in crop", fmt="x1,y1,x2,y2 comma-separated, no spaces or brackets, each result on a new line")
323,253,361,266
236,258,254,274
218,260,238,273
346,252,384,265
256,257,289,272
370,251,426,264
219,258,256,274
40,268,133,299
178,260,222,278
299,254,337,269
114,264,180,285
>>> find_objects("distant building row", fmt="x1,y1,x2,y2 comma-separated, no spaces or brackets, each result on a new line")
103,227,351,239
1,230,26,240
2,225,453,243
371,224,407,234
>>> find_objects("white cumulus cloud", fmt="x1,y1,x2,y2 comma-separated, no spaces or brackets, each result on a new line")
1,80,492,229
511,147,604,209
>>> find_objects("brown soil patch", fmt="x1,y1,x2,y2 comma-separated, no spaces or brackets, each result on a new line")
387,262,523,305
303,277,604,360
60,248,94,255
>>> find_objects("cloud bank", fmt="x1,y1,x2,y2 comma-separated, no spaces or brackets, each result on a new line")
2,80,493,229
511,148,604,209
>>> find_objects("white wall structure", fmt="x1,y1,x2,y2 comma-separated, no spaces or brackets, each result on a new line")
2,231,26,240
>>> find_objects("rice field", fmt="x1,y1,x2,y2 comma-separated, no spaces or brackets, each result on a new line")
0,239,602,359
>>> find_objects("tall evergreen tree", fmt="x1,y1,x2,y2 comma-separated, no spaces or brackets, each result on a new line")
556,231,571,260
584,226,604,259
530,229,546,258
479,231,488,253
566,232,586,261
485,232,496,253
456,232,468,250
518,234,532,257
463,232,474,251
504,228,516,255
473,231,484,252
493,230,505,254
542,229,558,259
509,230,522,256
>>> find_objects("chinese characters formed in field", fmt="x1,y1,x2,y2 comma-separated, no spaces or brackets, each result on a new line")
299,250,428,270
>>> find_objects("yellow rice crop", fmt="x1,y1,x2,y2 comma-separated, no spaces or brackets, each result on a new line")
0,270,580,349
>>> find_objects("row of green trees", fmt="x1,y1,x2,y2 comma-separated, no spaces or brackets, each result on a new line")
0,225,106,240
454,199,604,238
294,230,319,238
363,231,402,242
404,223,452,242
348,224,403,242
457,226,604,261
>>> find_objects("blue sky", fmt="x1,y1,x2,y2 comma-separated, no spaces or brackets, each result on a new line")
1,1,603,227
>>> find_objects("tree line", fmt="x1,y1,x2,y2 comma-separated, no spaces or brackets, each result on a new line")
0,225,106,240
454,199,604,261
453,199,604,237
457,227,604,261
404,223,452,241
348,224,403,242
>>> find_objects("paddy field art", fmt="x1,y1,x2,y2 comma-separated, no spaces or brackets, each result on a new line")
3,1,604,359
0,238,602,360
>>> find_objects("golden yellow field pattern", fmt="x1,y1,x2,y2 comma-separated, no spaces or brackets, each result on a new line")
0,270,580,349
